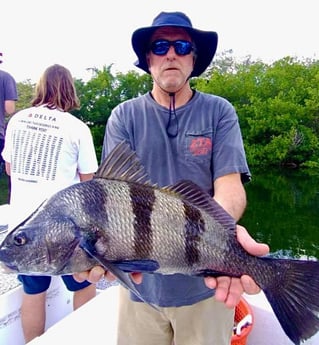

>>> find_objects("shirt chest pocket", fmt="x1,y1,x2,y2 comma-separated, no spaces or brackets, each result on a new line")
184,129,213,163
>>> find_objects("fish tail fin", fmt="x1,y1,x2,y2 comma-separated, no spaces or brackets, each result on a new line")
261,258,319,345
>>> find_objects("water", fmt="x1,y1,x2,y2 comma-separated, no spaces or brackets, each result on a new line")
0,169,318,259
241,168,319,260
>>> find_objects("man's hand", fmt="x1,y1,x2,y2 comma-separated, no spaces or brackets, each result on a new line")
204,224,269,308
73,267,142,285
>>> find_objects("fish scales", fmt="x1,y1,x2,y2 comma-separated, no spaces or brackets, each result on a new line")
129,182,155,258
1,141,319,345
192,210,231,271
93,179,217,275
183,201,205,266
150,188,193,274
95,180,139,261
181,201,232,274
131,184,236,275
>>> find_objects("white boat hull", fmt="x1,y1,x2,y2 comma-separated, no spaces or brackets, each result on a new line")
0,277,73,345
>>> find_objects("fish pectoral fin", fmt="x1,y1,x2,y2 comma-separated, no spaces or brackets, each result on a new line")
111,259,160,273
79,242,160,311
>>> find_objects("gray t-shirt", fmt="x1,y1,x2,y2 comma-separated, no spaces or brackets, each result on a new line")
0,70,18,139
102,90,250,307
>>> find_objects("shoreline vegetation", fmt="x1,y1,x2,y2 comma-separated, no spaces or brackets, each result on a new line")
0,173,9,205
12,53,319,169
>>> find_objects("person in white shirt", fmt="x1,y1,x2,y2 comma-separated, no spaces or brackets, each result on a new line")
2,64,98,343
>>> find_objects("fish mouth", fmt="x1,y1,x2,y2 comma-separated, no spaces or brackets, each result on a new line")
0,262,16,273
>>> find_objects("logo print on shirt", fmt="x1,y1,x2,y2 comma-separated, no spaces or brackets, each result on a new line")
28,113,57,121
189,137,212,156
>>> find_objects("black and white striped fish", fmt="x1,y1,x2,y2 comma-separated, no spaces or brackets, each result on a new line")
0,141,319,345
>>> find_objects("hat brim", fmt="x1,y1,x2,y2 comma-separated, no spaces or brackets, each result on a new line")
132,25,218,77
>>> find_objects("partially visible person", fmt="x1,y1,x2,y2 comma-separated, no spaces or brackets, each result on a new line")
0,52,18,203
2,64,98,343
75,11,269,345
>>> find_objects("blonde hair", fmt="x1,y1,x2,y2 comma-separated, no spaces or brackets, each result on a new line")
32,64,80,112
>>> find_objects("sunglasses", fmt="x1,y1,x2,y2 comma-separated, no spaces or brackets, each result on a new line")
150,40,194,56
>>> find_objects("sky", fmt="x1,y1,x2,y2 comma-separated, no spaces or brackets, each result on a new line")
1,0,318,83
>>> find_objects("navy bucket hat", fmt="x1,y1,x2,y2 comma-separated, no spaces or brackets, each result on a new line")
131,11,218,77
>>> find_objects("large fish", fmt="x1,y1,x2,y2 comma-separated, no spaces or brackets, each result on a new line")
0,141,319,345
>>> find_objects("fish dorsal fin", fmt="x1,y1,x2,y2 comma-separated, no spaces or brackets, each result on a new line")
164,180,236,229
95,141,152,185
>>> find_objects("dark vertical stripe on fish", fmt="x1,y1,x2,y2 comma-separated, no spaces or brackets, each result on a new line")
82,181,109,224
184,202,205,266
129,183,155,257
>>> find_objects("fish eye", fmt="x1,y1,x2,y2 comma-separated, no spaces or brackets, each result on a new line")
13,233,27,246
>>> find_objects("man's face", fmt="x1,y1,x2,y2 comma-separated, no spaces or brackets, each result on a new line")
147,27,195,93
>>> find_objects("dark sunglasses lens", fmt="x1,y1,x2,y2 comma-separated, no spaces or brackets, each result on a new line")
174,41,192,55
151,41,170,55
151,40,193,56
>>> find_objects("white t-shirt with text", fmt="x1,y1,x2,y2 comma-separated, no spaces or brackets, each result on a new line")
2,105,98,227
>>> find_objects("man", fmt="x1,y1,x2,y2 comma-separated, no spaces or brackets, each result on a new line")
76,11,269,345
0,52,17,165
0,52,17,205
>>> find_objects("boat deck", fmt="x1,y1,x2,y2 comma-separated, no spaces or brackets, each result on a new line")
28,288,319,345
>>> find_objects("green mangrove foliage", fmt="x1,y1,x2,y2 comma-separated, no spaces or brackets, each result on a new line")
15,54,319,168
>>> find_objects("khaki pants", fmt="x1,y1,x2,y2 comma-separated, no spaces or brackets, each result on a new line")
117,286,234,345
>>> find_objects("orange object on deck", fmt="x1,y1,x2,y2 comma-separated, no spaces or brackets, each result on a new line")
231,297,254,345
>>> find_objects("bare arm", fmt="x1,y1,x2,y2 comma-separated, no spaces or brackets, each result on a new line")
79,173,94,182
5,162,11,176
213,173,246,221
4,100,16,116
